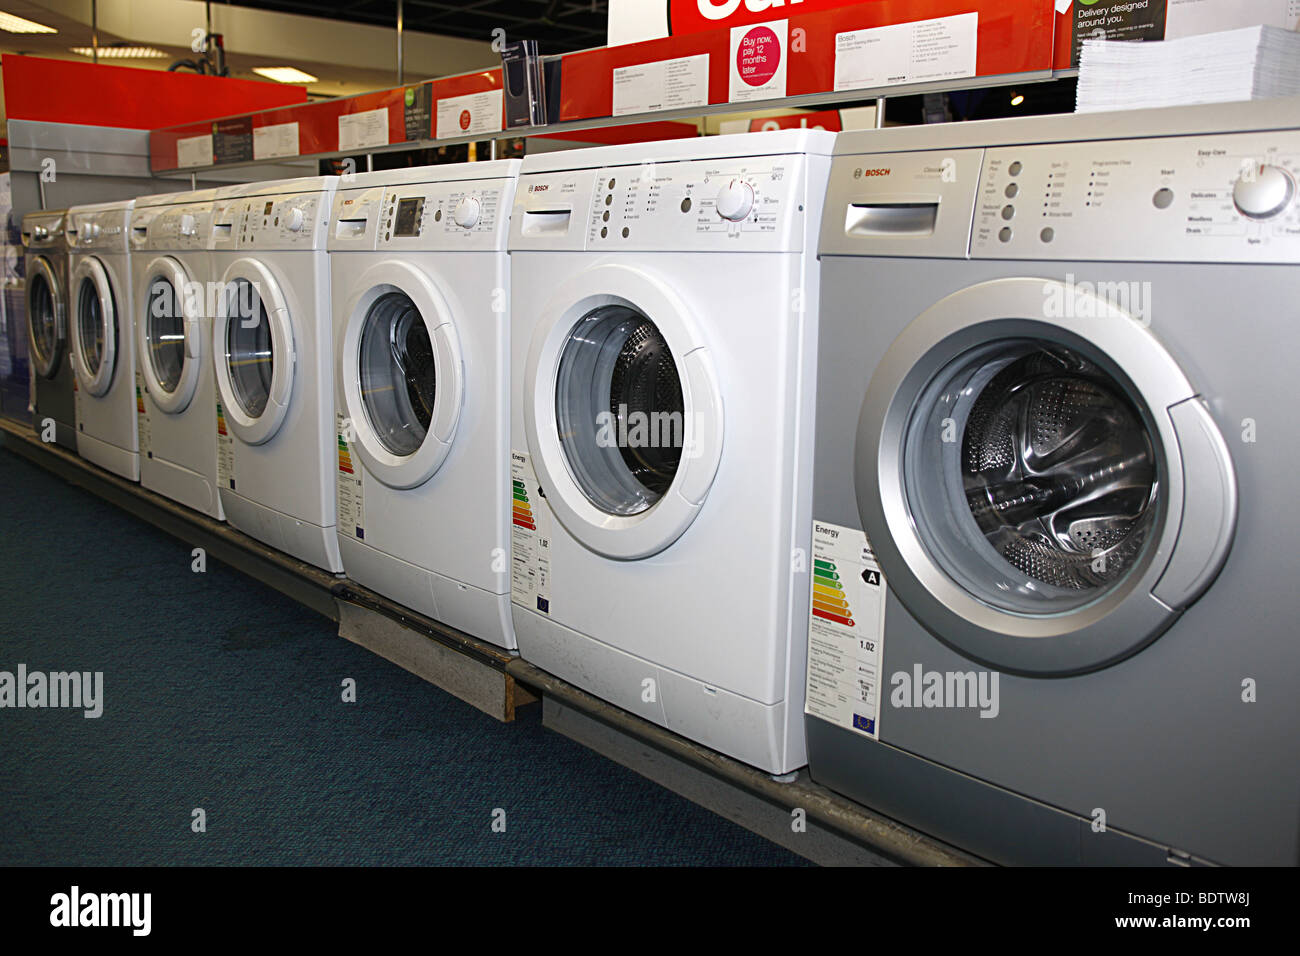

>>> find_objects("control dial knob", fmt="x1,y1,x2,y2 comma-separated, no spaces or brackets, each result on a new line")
179,213,196,237
715,179,755,222
452,197,481,229
285,207,305,232
88,222,102,239
1233,164,1295,220
32,225,48,240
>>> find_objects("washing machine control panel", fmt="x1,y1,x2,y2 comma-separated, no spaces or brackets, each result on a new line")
972,130,1300,263
68,209,129,252
373,182,510,251
21,214,64,250
141,204,212,251
511,155,812,252
213,192,331,250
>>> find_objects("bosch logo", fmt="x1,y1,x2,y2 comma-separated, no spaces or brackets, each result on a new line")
856,168,891,178
529,184,549,193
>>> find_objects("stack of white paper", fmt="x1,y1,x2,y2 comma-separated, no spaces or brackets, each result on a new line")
1076,25,1300,113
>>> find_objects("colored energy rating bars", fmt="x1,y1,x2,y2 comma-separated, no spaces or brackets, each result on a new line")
512,478,536,530
216,402,228,437
136,385,145,414
337,434,354,475
812,558,855,627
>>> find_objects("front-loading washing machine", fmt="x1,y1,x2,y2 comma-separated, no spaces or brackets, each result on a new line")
807,98,1300,865
131,189,224,519
22,209,76,450
509,130,833,775
330,160,521,648
67,200,138,480
210,177,342,570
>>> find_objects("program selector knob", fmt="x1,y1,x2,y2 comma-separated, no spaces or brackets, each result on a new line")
285,208,305,231
452,197,481,229
1233,164,1295,220
715,179,755,221
88,223,101,238
179,213,196,237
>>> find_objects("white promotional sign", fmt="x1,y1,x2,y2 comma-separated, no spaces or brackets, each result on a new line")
613,54,710,116
338,108,390,152
834,12,978,93
435,90,504,139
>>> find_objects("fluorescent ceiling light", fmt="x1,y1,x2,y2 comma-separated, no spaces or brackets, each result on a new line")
0,11,57,33
252,66,317,84
70,45,168,58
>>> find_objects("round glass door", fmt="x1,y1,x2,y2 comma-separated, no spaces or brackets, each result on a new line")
72,257,118,396
339,259,463,490
523,263,724,561
213,260,295,445
138,257,201,414
904,340,1159,616
554,306,685,516
26,256,64,379
359,291,437,457
855,276,1236,675
226,278,274,417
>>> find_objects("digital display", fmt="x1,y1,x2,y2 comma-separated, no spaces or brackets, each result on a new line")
263,201,274,216
394,197,424,237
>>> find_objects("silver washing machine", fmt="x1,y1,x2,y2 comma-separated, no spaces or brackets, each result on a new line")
22,209,76,449
807,98,1300,865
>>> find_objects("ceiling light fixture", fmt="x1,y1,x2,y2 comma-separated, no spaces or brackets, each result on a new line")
70,45,167,58
0,11,57,33
252,66,317,84
1010,92,1025,106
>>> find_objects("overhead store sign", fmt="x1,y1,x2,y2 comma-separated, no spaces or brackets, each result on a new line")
610,0,866,45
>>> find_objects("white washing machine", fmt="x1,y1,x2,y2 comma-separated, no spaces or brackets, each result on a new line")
330,160,521,648
209,177,342,571
808,98,1300,865
131,189,224,519
509,131,833,775
67,200,138,480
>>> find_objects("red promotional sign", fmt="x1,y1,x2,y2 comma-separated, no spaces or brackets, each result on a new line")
669,0,862,35
736,25,781,86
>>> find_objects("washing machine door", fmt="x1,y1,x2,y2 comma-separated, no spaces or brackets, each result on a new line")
856,277,1237,676
339,259,464,490
70,257,118,397
523,263,724,560
138,256,202,414
26,255,66,380
212,258,295,445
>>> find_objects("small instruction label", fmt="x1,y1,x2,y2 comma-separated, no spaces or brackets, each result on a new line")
176,134,214,168
805,520,887,739
135,371,151,459
253,122,299,160
834,12,978,93
336,413,365,540
509,450,551,614
216,401,235,490
338,108,390,152
613,54,710,116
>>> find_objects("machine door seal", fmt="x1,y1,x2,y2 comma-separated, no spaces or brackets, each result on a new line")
338,259,464,490
523,263,724,560
26,254,66,380
137,256,202,414
855,276,1237,676
70,256,118,397
212,258,296,445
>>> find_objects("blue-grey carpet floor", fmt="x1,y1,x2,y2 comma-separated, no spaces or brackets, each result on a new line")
0,441,804,866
